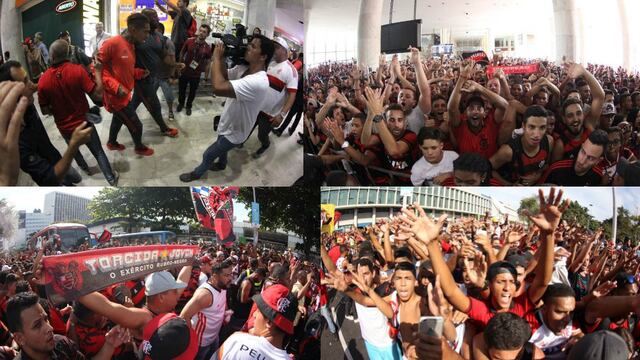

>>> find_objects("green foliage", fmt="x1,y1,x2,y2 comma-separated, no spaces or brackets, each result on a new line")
236,187,319,256
601,207,640,243
518,196,539,222
88,188,194,232
563,201,597,230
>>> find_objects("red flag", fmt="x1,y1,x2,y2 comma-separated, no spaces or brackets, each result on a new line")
334,211,342,224
191,187,239,243
98,229,111,243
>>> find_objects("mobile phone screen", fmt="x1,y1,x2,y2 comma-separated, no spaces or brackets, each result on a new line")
419,316,443,337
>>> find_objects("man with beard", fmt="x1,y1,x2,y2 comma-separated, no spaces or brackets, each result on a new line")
177,24,212,116
124,8,178,137
400,47,432,135
180,260,233,360
401,188,564,332
361,88,419,184
551,64,605,162
448,61,509,158
598,126,636,184
410,127,458,185
7,292,128,360
542,129,608,186
490,105,554,185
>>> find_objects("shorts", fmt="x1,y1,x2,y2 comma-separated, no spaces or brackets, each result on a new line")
364,340,403,360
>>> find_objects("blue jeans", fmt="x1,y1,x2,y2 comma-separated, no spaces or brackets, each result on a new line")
320,305,336,334
193,135,236,177
158,78,175,104
62,123,116,183
194,337,219,360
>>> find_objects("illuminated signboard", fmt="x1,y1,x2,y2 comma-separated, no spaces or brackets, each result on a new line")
55,0,78,13
82,0,101,53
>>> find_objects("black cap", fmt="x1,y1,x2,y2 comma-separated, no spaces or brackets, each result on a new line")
57,30,70,39
505,254,528,269
487,261,518,282
567,330,629,360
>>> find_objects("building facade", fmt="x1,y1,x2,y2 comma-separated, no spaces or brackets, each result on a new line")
321,187,492,229
44,192,91,223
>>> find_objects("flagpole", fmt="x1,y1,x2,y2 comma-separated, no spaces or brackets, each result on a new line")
252,187,259,246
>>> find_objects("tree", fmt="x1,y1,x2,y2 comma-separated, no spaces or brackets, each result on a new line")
0,199,17,251
33,209,41,213
236,187,319,256
602,207,639,243
563,201,597,230
88,188,194,232
518,196,539,223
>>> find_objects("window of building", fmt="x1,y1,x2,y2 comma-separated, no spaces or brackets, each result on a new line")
348,190,358,205
379,190,388,204
368,189,378,204
338,190,349,206
359,189,368,204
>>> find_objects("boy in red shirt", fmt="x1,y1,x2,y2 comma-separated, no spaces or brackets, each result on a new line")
97,13,154,156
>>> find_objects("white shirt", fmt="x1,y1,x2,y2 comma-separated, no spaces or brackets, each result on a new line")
218,65,270,144
406,106,425,135
191,282,226,347
354,302,394,347
89,32,111,56
198,272,208,286
212,332,288,360
410,150,458,185
264,59,298,117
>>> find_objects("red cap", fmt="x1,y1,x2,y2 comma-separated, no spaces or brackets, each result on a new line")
252,284,298,335
200,255,212,264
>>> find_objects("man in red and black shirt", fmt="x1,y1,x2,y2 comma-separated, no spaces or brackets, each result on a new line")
551,63,604,162
448,61,509,159
361,98,419,185
490,105,554,185
177,24,212,116
38,40,118,186
542,129,608,186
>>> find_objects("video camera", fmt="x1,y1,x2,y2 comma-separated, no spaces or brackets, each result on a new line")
211,23,251,67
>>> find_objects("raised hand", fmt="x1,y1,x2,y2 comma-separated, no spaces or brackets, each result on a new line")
566,63,586,79
104,326,131,348
523,188,569,232
363,86,384,115
460,60,475,80
408,46,421,65
461,80,482,93
463,253,487,288
592,280,617,298
427,275,452,320
398,202,448,245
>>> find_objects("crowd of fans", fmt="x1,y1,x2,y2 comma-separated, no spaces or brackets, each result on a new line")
304,51,640,186
320,188,639,359
0,238,322,359
0,0,304,186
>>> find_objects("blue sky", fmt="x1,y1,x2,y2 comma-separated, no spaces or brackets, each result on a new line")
464,187,640,221
0,187,250,222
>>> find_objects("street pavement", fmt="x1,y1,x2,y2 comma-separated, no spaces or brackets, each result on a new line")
321,290,370,360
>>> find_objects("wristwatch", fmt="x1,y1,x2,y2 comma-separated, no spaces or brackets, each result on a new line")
373,114,384,123
341,140,350,149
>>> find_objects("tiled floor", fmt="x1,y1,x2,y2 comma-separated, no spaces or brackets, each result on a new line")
17,84,303,186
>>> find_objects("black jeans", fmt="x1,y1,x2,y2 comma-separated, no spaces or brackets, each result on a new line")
128,76,169,132
62,123,116,183
108,103,145,149
178,75,200,109
256,111,272,147
278,100,303,133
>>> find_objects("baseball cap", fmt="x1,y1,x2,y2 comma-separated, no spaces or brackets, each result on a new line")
141,313,198,360
567,330,629,360
487,261,518,282
144,271,186,296
1,265,10,272
601,102,616,116
505,254,528,269
273,37,289,51
616,158,640,186
466,95,485,109
252,284,298,335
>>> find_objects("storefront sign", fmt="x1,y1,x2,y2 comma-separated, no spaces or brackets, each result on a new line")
82,0,100,53
55,0,77,13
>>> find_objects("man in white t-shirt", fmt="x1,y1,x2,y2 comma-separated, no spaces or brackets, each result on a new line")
180,260,233,360
253,37,298,158
411,127,458,185
88,22,111,57
212,284,297,360
179,35,275,182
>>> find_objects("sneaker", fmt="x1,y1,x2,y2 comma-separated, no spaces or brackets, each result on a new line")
106,142,125,151
209,162,226,171
186,108,192,116
252,143,270,158
176,103,184,112
108,171,119,186
134,146,154,156
163,128,179,137
179,172,200,182
168,112,175,121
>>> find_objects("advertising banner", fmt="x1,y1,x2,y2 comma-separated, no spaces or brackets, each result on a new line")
321,204,336,234
43,245,198,304
486,63,540,77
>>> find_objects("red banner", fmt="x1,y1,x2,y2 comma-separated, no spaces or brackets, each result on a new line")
486,63,540,77
42,245,198,305
191,187,239,244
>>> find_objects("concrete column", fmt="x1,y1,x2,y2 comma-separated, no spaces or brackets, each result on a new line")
486,28,495,56
1,0,26,67
357,0,383,69
616,0,630,71
353,208,358,227
244,0,276,38
552,0,577,63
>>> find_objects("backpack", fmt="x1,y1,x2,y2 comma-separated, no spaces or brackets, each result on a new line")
186,17,197,38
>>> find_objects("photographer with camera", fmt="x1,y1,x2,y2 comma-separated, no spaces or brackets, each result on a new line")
179,35,275,182
253,37,298,157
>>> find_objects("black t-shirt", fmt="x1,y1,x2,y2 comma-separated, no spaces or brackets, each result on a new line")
169,9,193,46
543,159,603,186
135,32,165,77
19,105,64,185
15,335,85,360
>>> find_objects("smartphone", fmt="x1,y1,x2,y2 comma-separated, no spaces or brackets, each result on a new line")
419,316,444,337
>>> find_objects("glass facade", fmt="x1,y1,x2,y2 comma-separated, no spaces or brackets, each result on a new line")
321,187,492,227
